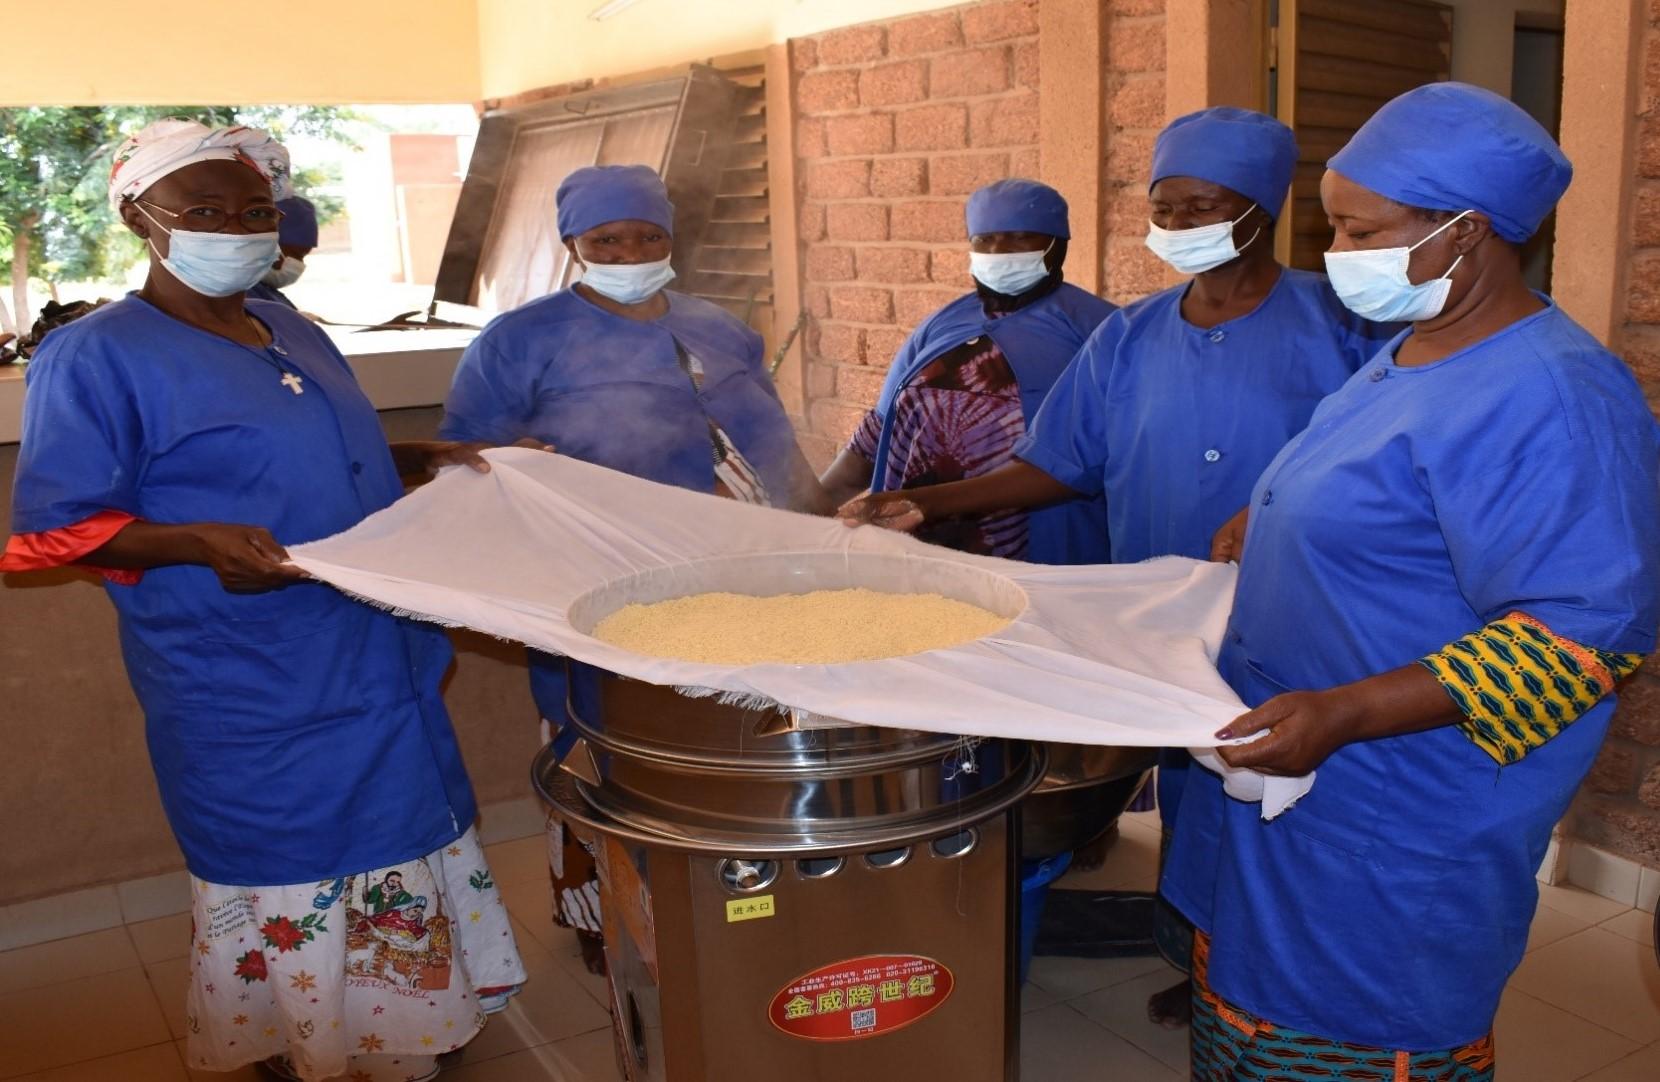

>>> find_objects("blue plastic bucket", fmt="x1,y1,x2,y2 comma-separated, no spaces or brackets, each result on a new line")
1018,851,1074,985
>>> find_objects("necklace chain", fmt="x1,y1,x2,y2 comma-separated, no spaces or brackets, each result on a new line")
242,314,305,395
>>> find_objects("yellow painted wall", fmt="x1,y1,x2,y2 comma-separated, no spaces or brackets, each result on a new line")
1,0,976,107
0,0,481,105
475,0,965,100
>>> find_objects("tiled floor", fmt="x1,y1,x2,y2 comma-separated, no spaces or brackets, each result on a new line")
2,812,1656,1081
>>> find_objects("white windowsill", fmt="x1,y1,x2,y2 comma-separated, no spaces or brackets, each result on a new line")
0,326,477,444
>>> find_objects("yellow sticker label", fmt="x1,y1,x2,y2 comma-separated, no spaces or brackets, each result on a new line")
725,894,777,923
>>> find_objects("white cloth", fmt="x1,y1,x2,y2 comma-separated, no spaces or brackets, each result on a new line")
1189,746,1315,819
290,450,1299,808
107,118,291,211
180,826,526,1082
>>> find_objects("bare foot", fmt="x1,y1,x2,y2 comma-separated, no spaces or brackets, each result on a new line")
577,929,608,976
1147,978,1192,1029
1068,824,1120,872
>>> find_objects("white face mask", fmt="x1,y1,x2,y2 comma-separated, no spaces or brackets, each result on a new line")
578,255,676,305
969,242,1054,296
1144,204,1261,275
138,205,280,298
1323,210,1471,323
262,255,305,290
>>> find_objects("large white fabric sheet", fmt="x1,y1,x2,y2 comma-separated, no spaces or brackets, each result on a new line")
290,450,1309,809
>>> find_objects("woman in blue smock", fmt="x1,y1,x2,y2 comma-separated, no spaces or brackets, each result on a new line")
247,193,317,309
440,164,830,973
842,108,1395,1023
0,120,525,1082
819,178,1113,564
1164,84,1660,1079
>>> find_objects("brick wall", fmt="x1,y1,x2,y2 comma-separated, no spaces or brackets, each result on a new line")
790,0,1044,464
1569,4,1660,870
1100,0,1168,301
788,0,1168,466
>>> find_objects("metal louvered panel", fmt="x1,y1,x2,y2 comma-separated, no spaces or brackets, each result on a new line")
679,69,776,320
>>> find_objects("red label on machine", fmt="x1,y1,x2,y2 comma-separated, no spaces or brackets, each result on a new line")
767,954,954,1041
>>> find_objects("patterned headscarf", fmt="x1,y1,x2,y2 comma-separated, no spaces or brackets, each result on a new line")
107,119,292,213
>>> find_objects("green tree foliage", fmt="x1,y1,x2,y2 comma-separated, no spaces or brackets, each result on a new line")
0,105,359,332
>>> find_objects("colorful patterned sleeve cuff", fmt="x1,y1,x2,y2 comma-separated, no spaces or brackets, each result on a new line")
1420,612,1644,765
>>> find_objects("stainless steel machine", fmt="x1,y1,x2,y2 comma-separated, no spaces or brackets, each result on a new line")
536,666,1046,1082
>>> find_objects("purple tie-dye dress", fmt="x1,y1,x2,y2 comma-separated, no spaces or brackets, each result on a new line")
849,329,1027,559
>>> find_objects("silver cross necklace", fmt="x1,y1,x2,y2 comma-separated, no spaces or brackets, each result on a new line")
243,315,305,395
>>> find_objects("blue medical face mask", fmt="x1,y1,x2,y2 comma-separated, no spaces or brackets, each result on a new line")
1323,210,1471,323
1145,204,1260,275
139,205,281,298
578,254,676,305
969,241,1054,295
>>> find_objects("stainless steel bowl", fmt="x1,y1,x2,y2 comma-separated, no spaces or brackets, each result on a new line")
545,665,1047,855
1020,744,1157,858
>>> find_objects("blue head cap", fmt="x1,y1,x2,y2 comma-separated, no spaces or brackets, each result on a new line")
556,164,675,241
1150,107,1298,216
275,196,318,248
965,178,1070,239
1328,82,1571,243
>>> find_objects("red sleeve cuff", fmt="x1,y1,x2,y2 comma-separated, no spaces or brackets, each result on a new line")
0,511,143,585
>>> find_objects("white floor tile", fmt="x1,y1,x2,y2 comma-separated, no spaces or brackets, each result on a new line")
127,913,193,967
1120,809,1161,834
1493,988,1640,1082
1579,1040,1660,1081
1070,962,1191,1074
1600,907,1658,950
0,966,171,1077
1020,1002,1182,1081
0,927,140,996
144,956,192,1042
485,835,552,889
1537,882,1633,925
116,872,192,925
1020,978,1059,1014
476,797,549,848
1527,901,1593,953
0,887,123,953
442,1028,620,1081
442,933,611,1066
1510,927,1660,1043
497,878,558,948
1025,950,1170,1002
8,1043,185,1082
512,920,611,1010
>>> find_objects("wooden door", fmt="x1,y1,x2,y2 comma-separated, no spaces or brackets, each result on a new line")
1272,0,1454,270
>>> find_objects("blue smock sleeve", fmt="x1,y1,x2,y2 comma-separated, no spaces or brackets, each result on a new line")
11,335,144,533
1009,316,1123,495
1437,434,1660,655
872,324,927,417
439,333,530,444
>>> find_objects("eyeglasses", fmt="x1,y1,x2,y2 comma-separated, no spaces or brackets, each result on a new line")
138,200,283,233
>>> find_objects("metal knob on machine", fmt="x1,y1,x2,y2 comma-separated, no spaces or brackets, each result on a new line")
717,858,777,893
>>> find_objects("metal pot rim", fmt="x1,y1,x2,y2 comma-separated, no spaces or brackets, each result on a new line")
567,713,978,778
533,740,1049,857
